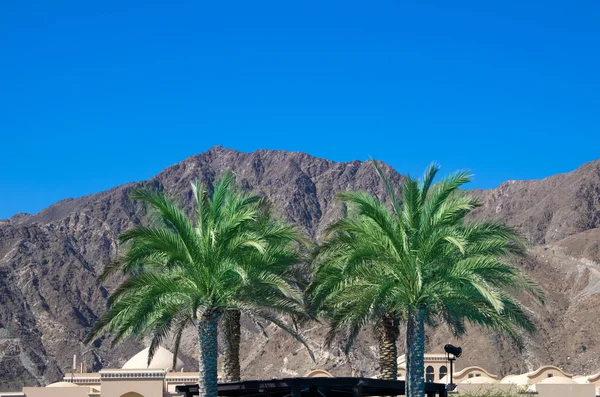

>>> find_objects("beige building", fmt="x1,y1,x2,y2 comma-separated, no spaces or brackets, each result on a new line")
397,353,599,397
397,353,451,382
0,347,199,397
0,348,337,397
3,350,600,397
456,364,599,397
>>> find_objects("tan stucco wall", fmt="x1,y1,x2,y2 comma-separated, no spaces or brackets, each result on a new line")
22,386,89,397
528,367,572,384
100,379,164,397
454,366,497,382
535,383,595,397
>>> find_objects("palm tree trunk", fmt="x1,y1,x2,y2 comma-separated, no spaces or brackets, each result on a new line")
377,315,400,380
198,312,222,397
223,309,241,382
406,307,425,397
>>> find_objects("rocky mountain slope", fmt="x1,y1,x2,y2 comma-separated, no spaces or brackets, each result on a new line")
1,147,600,391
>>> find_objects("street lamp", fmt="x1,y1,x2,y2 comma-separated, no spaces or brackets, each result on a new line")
444,344,462,391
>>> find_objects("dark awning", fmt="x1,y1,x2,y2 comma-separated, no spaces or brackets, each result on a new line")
176,377,447,397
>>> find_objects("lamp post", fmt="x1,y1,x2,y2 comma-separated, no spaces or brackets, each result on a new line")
444,344,462,392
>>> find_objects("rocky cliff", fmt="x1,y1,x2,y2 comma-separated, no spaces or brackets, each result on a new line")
1,147,600,391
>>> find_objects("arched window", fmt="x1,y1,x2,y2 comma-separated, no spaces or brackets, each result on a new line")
121,393,144,397
439,365,447,380
426,366,435,383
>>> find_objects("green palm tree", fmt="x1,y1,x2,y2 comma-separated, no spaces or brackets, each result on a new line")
86,173,310,397
310,162,544,397
221,203,311,382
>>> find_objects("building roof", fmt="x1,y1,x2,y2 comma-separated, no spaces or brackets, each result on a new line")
500,374,530,386
526,365,573,379
573,375,589,384
121,347,184,371
537,376,577,385
587,372,600,383
46,381,80,388
453,366,498,379
304,369,334,378
459,376,498,384
397,353,452,364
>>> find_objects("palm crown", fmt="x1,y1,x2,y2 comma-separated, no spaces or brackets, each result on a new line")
310,162,543,396
86,173,308,397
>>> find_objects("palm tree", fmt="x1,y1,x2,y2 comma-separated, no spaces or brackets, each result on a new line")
86,173,310,397
221,203,311,382
309,162,544,397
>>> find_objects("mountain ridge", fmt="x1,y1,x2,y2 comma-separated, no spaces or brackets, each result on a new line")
1,147,600,391
7,147,599,223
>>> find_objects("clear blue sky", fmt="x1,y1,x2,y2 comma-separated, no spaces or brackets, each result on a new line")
1,1,599,219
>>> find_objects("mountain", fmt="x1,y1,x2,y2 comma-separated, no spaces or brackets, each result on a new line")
473,159,600,245
1,146,600,391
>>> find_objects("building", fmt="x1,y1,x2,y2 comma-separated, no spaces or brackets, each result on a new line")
0,347,199,397
398,353,598,397
2,350,600,397
0,348,339,397
397,353,452,382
